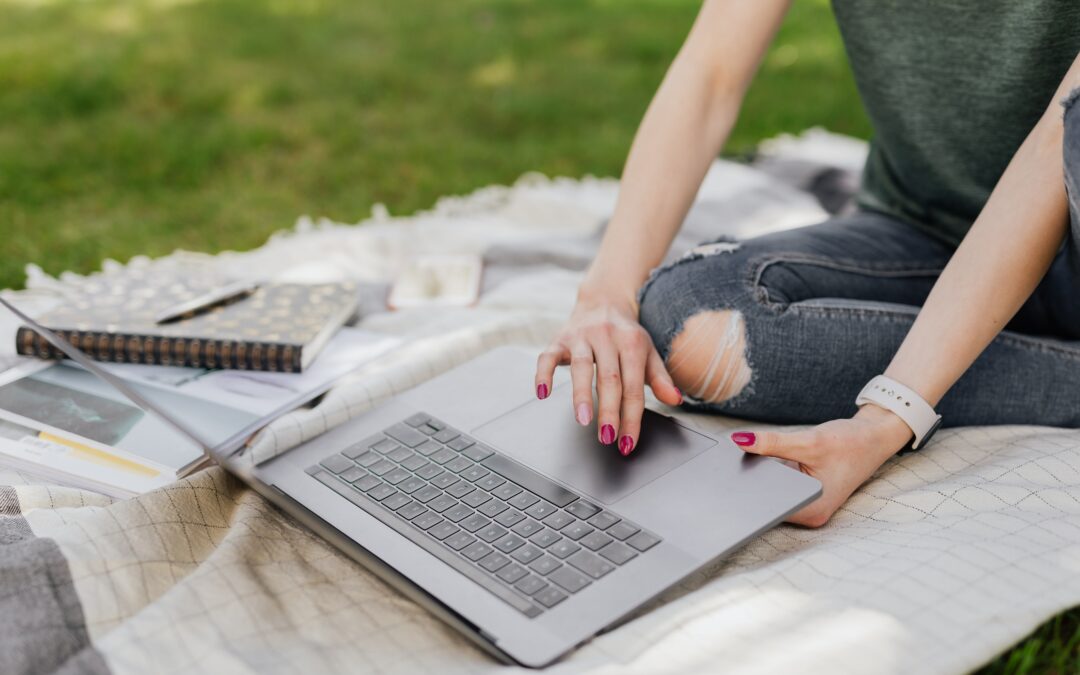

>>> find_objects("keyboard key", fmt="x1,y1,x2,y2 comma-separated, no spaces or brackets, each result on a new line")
416,440,442,456
509,491,540,510
496,563,528,584
462,443,495,462
425,417,447,431
343,434,383,458
492,483,523,501
599,542,637,565
561,522,593,541
482,454,578,507
443,503,474,522
627,531,661,552
354,475,382,492
401,455,428,471
387,446,414,463
477,524,509,543
462,491,492,508
383,492,411,511
477,474,506,491
428,522,460,541
588,511,620,530
549,540,581,560
445,456,473,473
534,586,567,608
339,465,366,483
479,552,511,573
445,531,476,551
320,454,353,474
514,575,548,597
413,486,441,503
525,501,557,520
512,519,544,538
368,484,395,501
383,468,410,485
567,500,600,520
419,423,440,436
549,566,591,593
461,465,490,483
542,511,574,531
511,544,544,564
430,473,459,489
433,429,459,443
493,533,527,554
397,502,427,520
462,542,493,562
385,423,427,447
427,495,457,513
529,556,562,576
478,499,508,518
448,436,475,451
372,438,399,453
404,413,430,427
494,509,526,528
431,449,457,465
369,459,396,476
580,531,613,552
607,521,640,541
416,464,443,480
531,529,562,548
413,512,444,530
460,514,491,533
397,476,425,494
568,551,615,579
447,482,475,499
354,451,382,468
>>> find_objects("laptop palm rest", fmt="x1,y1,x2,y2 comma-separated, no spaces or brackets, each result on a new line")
471,384,715,505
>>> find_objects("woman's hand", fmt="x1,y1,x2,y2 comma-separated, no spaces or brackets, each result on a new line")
535,291,683,455
731,405,913,527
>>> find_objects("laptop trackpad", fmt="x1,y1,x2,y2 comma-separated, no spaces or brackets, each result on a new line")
471,385,716,505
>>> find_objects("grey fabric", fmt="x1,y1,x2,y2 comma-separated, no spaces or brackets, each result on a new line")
0,494,109,675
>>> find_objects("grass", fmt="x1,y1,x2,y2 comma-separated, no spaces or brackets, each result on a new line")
0,0,1075,672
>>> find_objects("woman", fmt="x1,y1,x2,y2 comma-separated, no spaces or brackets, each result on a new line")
533,0,1080,527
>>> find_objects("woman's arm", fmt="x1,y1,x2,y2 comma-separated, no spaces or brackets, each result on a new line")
536,0,792,452
741,53,1080,527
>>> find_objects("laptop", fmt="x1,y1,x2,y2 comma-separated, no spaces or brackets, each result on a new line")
3,298,821,668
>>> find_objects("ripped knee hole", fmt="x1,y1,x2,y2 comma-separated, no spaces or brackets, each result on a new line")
665,309,752,404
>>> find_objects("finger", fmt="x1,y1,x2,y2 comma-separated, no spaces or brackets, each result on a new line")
590,333,621,445
615,334,648,455
645,346,683,406
731,428,818,463
569,342,595,427
535,343,569,399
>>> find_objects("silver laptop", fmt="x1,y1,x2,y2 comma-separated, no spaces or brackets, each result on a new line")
5,299,821,668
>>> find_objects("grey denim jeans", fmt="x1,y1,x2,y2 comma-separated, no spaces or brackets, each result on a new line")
638,92,1080,428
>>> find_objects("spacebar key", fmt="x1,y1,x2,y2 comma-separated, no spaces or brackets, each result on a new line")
482,454,578,507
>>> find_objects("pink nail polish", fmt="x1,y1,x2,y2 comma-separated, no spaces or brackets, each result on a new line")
619,435,634,456
536,383,549,399
674,386,683,403
731,432,756,447
575,403,592,426
600,424,616,445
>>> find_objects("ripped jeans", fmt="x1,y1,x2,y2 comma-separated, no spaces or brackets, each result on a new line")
637,92,1080,428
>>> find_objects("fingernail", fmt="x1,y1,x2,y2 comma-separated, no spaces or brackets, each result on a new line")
575,403,592,426
600,424,616,445
619,435,635,455
536,383,549,399
731,432,756,447
674,386,683,403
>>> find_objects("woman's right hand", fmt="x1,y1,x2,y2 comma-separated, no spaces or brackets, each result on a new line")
534,290,683,456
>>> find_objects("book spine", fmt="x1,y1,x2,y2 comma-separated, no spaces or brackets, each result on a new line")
14,327,298,372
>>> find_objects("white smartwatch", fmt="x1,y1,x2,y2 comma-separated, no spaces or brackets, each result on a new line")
855,375,942,451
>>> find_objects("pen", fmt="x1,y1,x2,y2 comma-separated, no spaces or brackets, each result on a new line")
154,280,261,324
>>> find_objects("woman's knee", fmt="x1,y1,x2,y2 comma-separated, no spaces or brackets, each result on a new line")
665,309,752,404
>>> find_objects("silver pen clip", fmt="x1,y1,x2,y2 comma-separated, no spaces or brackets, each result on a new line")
154,280,261,324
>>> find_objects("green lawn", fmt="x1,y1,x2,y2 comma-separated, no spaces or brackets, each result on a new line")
0,0,1075,672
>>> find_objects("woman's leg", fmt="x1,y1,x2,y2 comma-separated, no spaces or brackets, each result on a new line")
637,206,1080,427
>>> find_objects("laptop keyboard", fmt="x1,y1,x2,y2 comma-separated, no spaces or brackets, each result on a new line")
306,412,662,618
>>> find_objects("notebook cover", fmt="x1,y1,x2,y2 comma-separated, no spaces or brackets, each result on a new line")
15,268,358,373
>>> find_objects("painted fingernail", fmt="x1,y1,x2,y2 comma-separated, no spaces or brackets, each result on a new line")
536,383,549,399
674,386,683,403
600,424,616,445
619,435,635,456
575,403,592,426
731,432,756,447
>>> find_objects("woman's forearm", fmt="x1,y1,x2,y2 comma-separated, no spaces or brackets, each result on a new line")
581,0,791,309
884,55,1080,405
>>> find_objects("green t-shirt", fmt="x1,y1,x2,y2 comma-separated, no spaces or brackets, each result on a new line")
831,0,1080,244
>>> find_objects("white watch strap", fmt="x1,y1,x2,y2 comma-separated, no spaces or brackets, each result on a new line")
855,375,942,450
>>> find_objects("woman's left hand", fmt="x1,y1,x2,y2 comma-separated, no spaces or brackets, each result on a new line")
731,405,914,528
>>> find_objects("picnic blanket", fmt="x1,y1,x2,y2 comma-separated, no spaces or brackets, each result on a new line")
2,130,1079,675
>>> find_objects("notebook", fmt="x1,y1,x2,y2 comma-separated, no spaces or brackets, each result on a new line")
14,266,359,373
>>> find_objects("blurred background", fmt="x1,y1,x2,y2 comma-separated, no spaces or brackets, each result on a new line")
0,0,870,291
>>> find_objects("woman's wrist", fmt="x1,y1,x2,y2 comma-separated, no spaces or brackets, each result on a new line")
854,402,915,455
576,276,643,315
